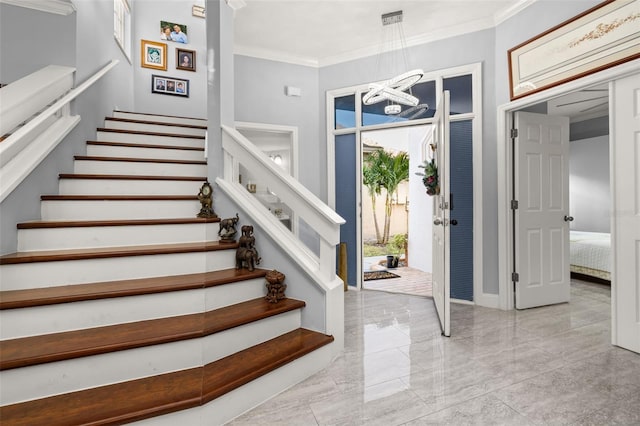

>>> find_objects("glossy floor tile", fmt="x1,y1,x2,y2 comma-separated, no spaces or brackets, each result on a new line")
228,279,640,425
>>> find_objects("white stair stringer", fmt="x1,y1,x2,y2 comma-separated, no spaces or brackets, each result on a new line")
96,130,204,148
112,111,206,127
73,158,207,176
0,310,302,407
0,249,236,290
58,177,204,196
41,198,200,220
103,119,206,137
1,277,266,339
17,221,220,251
86,144,205,162
131,343,334,426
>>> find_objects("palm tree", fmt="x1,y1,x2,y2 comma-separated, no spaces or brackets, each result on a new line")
379,151,409,244
363,150,384,244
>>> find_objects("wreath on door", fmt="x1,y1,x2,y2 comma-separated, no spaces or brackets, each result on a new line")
416,159,439,196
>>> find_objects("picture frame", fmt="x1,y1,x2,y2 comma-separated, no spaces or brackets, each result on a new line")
160,20,189,44
192,5,205,18
151,75,189,97
508,0,640,100
140,39,167,71
176,48,196,72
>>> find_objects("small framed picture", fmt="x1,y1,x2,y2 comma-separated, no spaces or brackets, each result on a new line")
141,39,167,71
176,48,196,72
192,5,205,18
160,20,188,44
152,74,189,97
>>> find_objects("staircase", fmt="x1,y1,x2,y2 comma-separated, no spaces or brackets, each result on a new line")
0,112,334,425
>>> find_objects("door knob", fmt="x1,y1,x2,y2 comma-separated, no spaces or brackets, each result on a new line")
450,219,458,226
434,218,443,225
564,215,574,222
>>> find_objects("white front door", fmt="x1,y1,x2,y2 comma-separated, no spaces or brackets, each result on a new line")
432,91,451,336
611,72,640,353
514,112,571,309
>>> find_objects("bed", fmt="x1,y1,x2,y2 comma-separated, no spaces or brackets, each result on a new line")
570,230,611,283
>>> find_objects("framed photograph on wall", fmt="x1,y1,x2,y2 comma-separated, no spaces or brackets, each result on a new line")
508,0,640,100
160,20,189,44
141,39,167,71
176,48,196,71
151,74,189,97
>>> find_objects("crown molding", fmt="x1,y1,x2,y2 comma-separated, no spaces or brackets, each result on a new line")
493,0,538,25
0,0,76,15
234,45,320,68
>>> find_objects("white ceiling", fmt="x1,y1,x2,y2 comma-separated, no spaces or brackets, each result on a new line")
233,0,537,67
233,0,608,120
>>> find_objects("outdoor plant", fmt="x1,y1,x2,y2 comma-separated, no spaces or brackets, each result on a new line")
386,233,407,256
416,159,439,196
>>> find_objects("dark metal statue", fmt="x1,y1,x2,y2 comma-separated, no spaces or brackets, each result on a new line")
265,269,286,303
197,181,217,218
218,213,239,242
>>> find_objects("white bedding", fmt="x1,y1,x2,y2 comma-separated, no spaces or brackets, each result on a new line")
570,230,611,279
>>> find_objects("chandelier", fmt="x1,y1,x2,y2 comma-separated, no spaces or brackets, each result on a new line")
363,10,425,115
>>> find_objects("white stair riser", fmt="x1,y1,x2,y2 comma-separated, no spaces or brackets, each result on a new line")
132,344,334,426
74,160,206,177
104,120,206,137
112,112,206,127
0,311,301,406
41,199,200,220
58,178,203,196
0,250,237,290
96,130,204,148
17,223,220,251
1,279,266,338
86,144,204,162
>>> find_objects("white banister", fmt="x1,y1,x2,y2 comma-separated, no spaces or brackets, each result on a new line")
0,60,119,202
219,125,345,291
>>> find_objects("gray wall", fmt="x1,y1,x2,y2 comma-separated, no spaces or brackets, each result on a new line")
0,1,134,255
570,135,610,233
0,4,76,84
234,56,321,195
133,0,207,119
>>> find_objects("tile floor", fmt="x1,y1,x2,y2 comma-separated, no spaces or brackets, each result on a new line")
229,279,640,425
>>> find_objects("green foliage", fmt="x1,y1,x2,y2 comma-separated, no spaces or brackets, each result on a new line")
363,243,386,257
386,234,407,255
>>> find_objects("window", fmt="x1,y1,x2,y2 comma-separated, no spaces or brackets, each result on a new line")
114,0,132,61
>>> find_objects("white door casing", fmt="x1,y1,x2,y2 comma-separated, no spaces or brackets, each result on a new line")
432,91,451,336
611,72,640,353
514,112,571,309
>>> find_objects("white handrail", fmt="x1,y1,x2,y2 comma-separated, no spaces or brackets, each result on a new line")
220,124,345,286
1,60,119,146
0,60,119,202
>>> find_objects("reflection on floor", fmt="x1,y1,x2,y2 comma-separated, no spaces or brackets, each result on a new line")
229,279,640,425
364,266,432,298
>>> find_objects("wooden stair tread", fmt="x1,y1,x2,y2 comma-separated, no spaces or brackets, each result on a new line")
0,268,266,309
0,240,237,265
17,217,220,229
0,298,305,370
87,140,205,151
97,127,205,139
58,173,206,181
40,194,198,200
105,117,207,130
0,329,332,425
112,110,207,122
74,155,206,165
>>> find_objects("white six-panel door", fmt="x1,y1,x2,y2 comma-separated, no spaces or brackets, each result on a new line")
611,72,640,354
514,112,571,309
432,91,451,336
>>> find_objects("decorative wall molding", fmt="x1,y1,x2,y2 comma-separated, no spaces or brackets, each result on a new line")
0,0,76,16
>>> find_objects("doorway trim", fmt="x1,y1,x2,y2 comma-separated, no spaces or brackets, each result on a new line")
496,59,640,315
326,62,485,306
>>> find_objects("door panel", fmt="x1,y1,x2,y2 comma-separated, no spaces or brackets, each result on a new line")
611,72,640,353
514,112,570,309
335,133,358,287
432,91,451,336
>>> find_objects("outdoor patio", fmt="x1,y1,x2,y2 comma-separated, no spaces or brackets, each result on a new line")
363,256,433,298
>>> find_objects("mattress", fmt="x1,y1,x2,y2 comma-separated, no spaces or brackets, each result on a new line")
569,230,611,280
